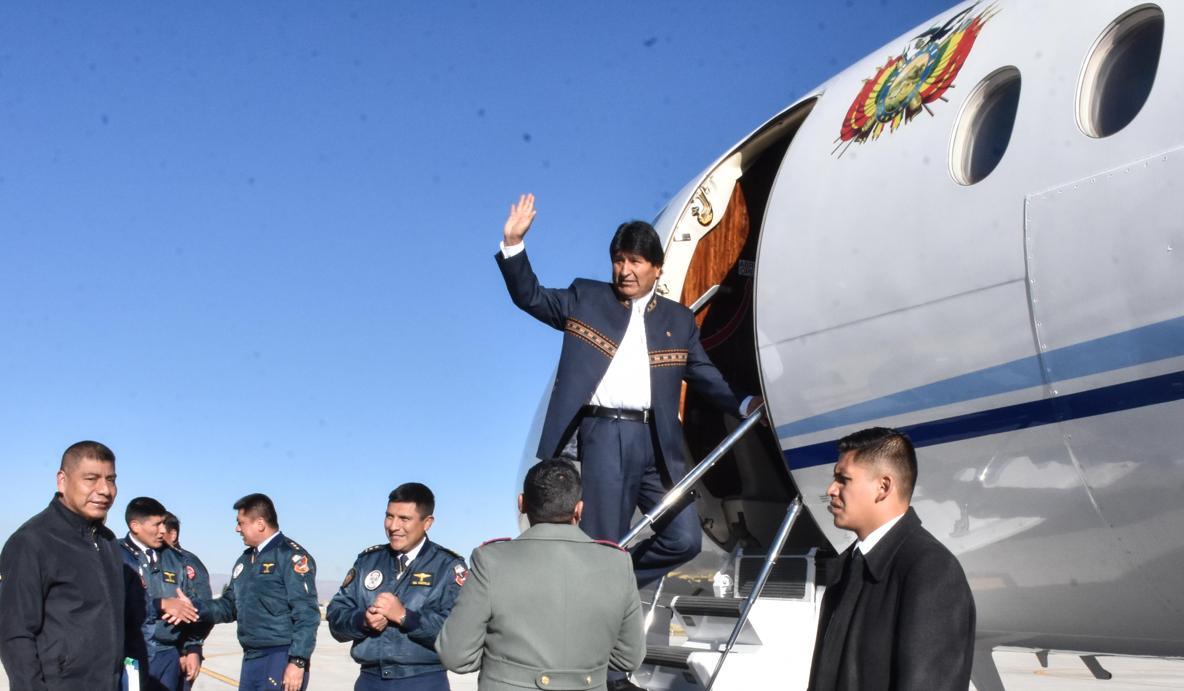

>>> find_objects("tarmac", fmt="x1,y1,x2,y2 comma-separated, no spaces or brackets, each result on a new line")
1,623,1182,689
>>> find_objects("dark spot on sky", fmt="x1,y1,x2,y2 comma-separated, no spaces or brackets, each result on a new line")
247,177,256,186
542,160,550,169
100,113,109,125
477,108,485,117
643,37,657,48
522,133,532,143
817,21,827,31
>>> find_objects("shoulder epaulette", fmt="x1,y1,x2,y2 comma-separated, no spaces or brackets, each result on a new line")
285,539,305,553
592,539,627,552
437,545,465,561
360,543,387,556
479,537,511,547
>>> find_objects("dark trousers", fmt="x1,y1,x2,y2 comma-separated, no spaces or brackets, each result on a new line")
241,646,308,691
355,669,450,690
577,415,701,587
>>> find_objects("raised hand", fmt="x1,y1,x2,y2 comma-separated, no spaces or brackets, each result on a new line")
503,193,536,247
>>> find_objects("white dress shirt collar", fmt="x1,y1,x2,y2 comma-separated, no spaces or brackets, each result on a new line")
401,536,428,564
255,531,281,554
854,511,906,556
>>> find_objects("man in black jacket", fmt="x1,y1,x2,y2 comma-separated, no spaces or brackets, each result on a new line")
807,427,975,691
0,440,128,691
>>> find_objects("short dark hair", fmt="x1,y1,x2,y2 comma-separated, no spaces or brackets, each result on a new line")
837,427,918,500
125,496,167,526
60,440,116,471
523,459,582,525
388,483,435,519
163,512,180,534
234,493,279,529
609,220,664,267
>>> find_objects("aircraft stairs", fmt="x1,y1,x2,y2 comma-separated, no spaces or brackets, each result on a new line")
617,406,825,690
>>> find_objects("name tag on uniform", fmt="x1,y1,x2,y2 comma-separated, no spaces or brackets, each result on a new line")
163,571,178,584
411,572,432,587
260,562,276,574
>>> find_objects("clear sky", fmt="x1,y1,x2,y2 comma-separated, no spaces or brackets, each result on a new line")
1,0,953,580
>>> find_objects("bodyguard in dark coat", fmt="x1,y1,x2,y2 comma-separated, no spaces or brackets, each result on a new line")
807,428,975,691
0,441,128,691
496,194,758,586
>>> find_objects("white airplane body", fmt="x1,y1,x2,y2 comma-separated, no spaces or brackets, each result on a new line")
519,1,1183,687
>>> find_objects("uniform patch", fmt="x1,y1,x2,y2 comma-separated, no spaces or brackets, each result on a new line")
292,555,310,575
453,563,468,587
341,568,356,589
411,572,432,587
186,565,197,581
364,569,383,590
232,563,244,579
163,571,178,584
260,562,275,575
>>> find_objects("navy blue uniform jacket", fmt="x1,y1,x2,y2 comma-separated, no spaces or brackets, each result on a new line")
807,508,976,691
496,248,741,474
119,538,202,661
326,539,466,680
199,532,319,660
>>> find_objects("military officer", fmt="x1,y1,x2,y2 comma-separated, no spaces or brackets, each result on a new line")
163,512,214,691
192,493,319,691
119,497,201,691
328,483,467,691
437,460,645,691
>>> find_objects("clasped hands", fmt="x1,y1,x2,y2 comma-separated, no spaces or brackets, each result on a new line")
364,592,407,633
160,587,199,625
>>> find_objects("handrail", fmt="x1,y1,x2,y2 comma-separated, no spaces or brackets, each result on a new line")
619,404,765,549
704,496,805,691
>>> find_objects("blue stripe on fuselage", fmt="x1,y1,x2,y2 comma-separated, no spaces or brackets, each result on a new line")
784,368,1184,468
776,315,1184,440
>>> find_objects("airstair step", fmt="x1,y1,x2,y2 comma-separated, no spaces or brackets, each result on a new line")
644,645,695,669
671,595,742,618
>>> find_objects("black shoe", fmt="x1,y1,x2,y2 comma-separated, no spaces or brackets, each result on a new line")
607,679,647,691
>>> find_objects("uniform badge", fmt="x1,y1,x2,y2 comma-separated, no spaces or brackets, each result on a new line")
163,571,178,584
232,563,244,579
364,569,383,590
292,555,310,575
453,564,468,587
341,568,356,588
411,572,432,587
260,562,275,575
186,565,197,580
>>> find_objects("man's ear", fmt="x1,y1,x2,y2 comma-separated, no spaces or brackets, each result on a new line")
572,500,584,525
875,473,894,503
517,494,525,515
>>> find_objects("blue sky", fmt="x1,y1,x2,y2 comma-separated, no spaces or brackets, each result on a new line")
1,0,952,580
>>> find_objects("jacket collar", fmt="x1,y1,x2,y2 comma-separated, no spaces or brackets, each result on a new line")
855,506,921,583
517,522,592,542
50,493,112,541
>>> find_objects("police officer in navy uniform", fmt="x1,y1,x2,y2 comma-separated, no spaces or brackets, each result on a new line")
496,194,761,588
162,512,214,691
328,483,467,691
119,497,201,691
192,493,319,691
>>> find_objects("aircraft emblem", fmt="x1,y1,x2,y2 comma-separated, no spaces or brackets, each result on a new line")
834,2,999,157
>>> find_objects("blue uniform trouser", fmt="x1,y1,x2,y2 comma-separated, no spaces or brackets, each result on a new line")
241,646,309,691
576,415,702,587
355,669,449,690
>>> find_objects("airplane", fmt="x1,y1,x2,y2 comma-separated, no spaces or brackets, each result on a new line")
513,1,1183,689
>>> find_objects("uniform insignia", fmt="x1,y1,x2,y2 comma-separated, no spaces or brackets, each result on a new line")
163,571,178,584
286,539,303,550
292,555,310,575
666,330,672,337
186,565,196,581
260,562,275,575
453,563,468,587
411,572,432,587
364,569,383,590
232,563,244,579
341,568,356,589
480,537,511,547
592,539,627,552
361,543,387,555
140,574,147,588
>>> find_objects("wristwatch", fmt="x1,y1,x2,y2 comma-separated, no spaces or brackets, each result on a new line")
288,656,308,669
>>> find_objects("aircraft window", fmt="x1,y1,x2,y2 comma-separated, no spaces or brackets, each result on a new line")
1077,4,1164,138
950,66,1021,186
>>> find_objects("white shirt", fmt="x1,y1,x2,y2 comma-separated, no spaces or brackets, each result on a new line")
129,534,155,561
502,240,652,411
401,536,428,566
853,511,906,556
255,531,281,554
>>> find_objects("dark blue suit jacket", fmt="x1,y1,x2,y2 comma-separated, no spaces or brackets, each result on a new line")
497,248,741,476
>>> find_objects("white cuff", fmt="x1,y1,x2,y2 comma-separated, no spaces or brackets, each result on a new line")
500,241,526,259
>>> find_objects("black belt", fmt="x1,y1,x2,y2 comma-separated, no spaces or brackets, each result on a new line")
581,405,651,423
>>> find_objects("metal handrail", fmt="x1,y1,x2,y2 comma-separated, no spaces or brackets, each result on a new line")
704,496,805,691
619,404,766,548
